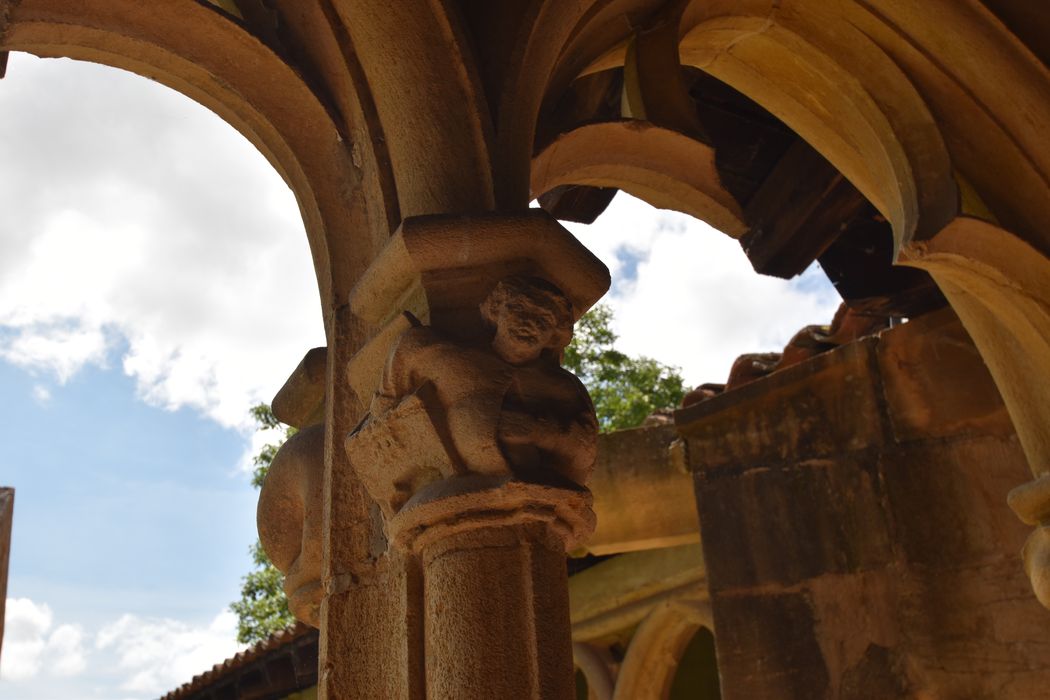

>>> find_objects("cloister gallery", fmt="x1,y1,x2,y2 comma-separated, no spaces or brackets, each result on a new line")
1,1,1049,698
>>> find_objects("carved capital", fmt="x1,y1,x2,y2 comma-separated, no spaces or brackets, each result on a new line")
347,275,599,522
343,213,609,570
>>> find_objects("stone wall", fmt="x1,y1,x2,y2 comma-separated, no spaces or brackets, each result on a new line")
679,309,1050,699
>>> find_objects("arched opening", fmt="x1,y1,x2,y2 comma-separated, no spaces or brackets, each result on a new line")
0,52,324,694
538,7,1050,532
668,626,720,699
560,193,843,383
611,598,714,700
530,5,1050,698
531,0,1050,483
1,0,380,322
3,2,1049,698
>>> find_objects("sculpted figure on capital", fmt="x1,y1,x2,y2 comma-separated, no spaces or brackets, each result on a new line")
347,275,598,516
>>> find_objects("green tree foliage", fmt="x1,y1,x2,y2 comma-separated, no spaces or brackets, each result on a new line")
230,404,296,644
231,540,294,644
563,304,687,432
231,305,684,641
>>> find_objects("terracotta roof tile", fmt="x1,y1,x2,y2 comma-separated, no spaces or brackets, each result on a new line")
158,622,316,700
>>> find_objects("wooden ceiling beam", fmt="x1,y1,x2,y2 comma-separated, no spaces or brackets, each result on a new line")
740,138,853,279
537,184,619,224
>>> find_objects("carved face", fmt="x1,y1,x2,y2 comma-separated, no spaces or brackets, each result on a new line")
482,276,574,365
492,297,560,363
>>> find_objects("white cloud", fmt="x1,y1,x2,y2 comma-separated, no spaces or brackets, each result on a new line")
96,609,243,695
46,624,88,676
1,597,51,680
0,54,325,431
1,598,87,681
1,599,242,695
565,194,843,387
31,384,52,404
0,321,111,384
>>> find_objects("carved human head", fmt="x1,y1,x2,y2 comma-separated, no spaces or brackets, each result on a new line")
481,276,574,365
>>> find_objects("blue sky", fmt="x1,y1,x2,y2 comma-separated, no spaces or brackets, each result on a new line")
2,360,256,697
2,358,254,623
0,52,840,698
0,52,323,698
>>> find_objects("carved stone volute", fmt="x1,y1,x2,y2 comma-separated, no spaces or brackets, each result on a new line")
1009,473,1050,609
256,347,327,627
257,423,325,626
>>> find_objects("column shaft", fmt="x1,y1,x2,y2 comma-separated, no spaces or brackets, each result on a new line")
421,522,575,700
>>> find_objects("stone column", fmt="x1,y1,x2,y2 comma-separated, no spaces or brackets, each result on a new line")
344,211,610,698
391,481,590,699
